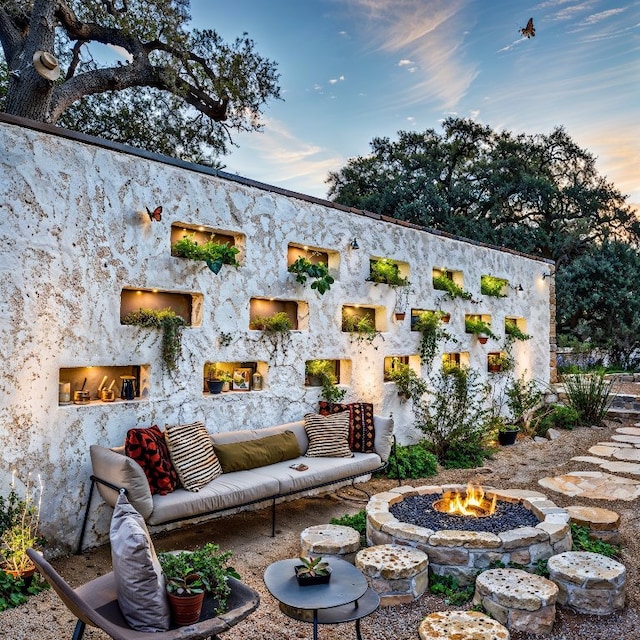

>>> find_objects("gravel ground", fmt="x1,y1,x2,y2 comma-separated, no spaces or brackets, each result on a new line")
2,419,640,639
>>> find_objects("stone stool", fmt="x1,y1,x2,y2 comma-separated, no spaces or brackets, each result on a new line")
300,524,361,564
355,543,429,606
566,505,621,545
473,568,558,635
418,610,510,640
547,551,626,615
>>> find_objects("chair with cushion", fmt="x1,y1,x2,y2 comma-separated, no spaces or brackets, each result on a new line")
27,548,260,640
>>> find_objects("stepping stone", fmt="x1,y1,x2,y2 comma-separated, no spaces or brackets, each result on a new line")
300,524,361,563
612,448,640,461
597,441,633,448
547,551,626,615
538,471,640,500
611,434,640,444
571,456,610,465
473,568,558,635
419,610,510,639
617,427,640,436
570,457,640,476
588,445,617,457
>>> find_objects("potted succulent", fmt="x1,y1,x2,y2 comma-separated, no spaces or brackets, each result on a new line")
295,556,331,586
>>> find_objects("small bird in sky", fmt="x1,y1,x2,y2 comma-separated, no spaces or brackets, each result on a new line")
521,17,535,38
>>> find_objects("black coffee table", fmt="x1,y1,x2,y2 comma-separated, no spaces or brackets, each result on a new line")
263,558,379,640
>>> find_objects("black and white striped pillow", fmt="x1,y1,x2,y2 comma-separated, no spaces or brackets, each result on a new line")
304,412,353,458
164,421,222,491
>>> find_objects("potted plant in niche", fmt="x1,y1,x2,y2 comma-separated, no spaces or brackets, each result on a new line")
368,259,409,287
250,311,293,333
465,317,498,344
205,365,224,394
342,314,383,348
432,274,474,301
504,320,531,342
480,275,508,298
288,257,334,294
414,310,456,368
306,360,347,404
0,474,43,583
386,361,428,402
295,556,331,586
171,233,240,275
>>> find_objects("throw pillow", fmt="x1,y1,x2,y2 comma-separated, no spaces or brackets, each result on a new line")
110,492,170,632
304,412,353,458
318,401,376,453
213,431,301,473
125,425,180,495
164,421,222,491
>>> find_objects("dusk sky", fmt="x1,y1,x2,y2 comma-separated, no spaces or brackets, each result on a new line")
191,0,639,211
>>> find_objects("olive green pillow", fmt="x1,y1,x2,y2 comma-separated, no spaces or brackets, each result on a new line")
213,430,301,473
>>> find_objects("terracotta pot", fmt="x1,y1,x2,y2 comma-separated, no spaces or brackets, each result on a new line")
2,563,36,588
441,314,451,323
478,336,488,344
394,312,406,321
168,591,205,626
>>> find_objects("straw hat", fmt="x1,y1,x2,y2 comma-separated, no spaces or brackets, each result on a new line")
32,51,60,81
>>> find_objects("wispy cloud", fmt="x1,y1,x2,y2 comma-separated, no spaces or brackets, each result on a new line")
345,0,477,109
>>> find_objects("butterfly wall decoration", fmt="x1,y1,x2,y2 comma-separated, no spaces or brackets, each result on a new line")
520,17,535,38
146,206,162,222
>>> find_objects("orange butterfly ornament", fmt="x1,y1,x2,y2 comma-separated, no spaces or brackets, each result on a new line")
146,206,162,222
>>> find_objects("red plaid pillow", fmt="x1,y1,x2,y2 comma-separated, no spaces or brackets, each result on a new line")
318,402,376,453
125,425,180,495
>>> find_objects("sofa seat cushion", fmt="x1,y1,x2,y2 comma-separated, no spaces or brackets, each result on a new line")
249,452,383,495
213,430,301,473
147,471,281,526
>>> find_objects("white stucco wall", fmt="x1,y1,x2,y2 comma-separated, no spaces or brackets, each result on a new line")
0,118,553,551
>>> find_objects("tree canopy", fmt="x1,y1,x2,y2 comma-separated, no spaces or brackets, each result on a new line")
0,0,281,163
327,118,640,366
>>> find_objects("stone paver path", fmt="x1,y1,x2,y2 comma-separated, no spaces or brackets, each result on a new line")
538,424,640,500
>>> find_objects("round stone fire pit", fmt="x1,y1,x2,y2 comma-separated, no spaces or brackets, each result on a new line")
366,485,572,585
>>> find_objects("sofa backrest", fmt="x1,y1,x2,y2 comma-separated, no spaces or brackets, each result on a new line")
210,421,308,453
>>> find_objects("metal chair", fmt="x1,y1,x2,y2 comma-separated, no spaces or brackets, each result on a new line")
27,548,260,640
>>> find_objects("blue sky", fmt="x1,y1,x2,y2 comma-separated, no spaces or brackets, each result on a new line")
190,0,639,211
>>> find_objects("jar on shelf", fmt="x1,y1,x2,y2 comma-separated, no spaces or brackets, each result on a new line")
252,371,263,390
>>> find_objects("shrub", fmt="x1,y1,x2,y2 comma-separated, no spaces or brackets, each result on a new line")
571,523,620,558
330,510,367,538
387,443,438,479
441,437,495,470
429,573,475,605
532,404,580,436
505,374,543,435
562,371,615,426
414,367,492,466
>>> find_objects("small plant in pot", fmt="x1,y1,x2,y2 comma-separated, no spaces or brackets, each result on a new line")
295,556,331,586
497,422,520,446
205,365,224,394
165,571,206,626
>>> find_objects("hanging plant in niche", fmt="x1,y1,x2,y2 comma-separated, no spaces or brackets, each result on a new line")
432,274,475,302
368,259,409,286
171,234,240,274
288,257,334,294
251,311,293,359
414,311,456,368
122,308,186,371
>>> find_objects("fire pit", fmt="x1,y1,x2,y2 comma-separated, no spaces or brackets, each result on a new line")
366,484,572,585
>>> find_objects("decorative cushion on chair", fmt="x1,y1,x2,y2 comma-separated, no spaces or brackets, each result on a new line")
110,492,170,632
164,421,222,491
304,412,353,458
318,401,376,452
125,425,180,495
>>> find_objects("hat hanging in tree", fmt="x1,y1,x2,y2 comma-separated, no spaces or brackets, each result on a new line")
32,51,60,81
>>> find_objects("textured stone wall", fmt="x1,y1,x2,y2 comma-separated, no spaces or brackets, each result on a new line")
0,119,553,550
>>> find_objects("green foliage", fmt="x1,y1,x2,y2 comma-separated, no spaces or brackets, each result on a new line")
296,556,330,577
387,443,438,479
330,510,367,537
122,307,186,371
288,257,334,294
1,1,281,164
0,568,47,612
414,311,455,368
414,367,492,465
432,275,473,301
368,259,408,286
505,375,543,433
561,371,615,426
386,362,428,402
465,317,499,340
571,523,620,558
504,320,531,341
172,235,240,274
480,275,507,297
251,311,293,332
429,573,475,605
441,438,494,470
342,314,383,348
159,544,237,612
531,404,579,436
306,361,347,404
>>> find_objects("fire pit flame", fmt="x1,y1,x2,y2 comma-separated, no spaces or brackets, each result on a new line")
433,483,497,518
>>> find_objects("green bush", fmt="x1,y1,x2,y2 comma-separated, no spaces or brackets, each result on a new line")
533,404,580,436
571,523,620,558
440,437,494,470
429,573,475,605
562,372,615,426
387,443,438,479
330,509,367,537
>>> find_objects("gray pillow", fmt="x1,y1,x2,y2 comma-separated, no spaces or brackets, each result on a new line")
110,492,170,631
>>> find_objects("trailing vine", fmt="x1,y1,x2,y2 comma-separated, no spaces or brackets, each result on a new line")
432,275,474,301
414,311,456,368
172,234,240,274
288,257,335,294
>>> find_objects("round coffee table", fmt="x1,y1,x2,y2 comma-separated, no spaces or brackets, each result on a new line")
264,557,379,640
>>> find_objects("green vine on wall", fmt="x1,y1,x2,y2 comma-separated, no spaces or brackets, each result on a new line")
172,234,240,274
288,257,334,294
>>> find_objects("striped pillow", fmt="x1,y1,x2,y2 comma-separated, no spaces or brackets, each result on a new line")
164,422,222,491
304,412,353,458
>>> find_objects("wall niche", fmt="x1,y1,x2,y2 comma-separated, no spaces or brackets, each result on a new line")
120,288,203,326
249,298,307,331
203,361,266,393
59,365,149,405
